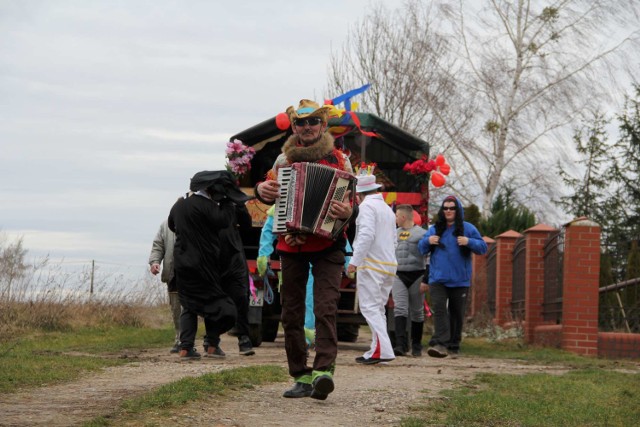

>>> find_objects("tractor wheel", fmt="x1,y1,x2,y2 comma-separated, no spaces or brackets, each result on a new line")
248,323,262,347
261,319,280,342
337,323,359,343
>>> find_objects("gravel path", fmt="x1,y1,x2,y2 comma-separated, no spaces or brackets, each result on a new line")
0,331,570,426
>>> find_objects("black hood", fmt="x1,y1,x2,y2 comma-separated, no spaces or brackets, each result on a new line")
189,170,250,204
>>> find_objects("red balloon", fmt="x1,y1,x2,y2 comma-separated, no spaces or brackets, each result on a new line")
435,154,445,166
412,209,422,226
440,163,451,176
275,112,290,130
431,171,445,187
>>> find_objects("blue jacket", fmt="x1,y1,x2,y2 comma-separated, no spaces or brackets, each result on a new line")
417,197,487,287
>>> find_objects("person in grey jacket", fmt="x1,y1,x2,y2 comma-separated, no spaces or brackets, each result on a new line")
148,219,181,353
392,204,429,357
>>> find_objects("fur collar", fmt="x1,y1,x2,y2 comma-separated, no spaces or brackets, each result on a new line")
281,132,335,163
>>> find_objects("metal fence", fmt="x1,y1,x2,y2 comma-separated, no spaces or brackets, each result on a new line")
511,236,526,322
599,277,640,333
543,230,564,323
486,243,497,316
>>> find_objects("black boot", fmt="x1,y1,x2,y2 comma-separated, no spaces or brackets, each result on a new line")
411,321,424,357
283,382,313,398
393,316,408,356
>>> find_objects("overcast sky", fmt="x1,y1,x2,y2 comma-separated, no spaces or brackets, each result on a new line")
0,0,398,275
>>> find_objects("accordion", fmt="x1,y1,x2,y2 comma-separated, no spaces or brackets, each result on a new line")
273,162,356,239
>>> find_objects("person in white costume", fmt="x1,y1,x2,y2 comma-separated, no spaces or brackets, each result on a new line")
347,164,398,364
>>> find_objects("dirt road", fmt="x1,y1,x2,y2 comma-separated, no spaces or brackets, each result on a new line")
0,331,569,426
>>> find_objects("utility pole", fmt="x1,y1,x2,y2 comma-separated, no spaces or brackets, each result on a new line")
90,260,95,295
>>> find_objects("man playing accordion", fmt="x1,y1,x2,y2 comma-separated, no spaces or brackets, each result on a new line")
255,99,357,400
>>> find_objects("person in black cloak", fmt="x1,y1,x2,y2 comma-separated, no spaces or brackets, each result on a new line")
168,170,250,360
201,174,256,357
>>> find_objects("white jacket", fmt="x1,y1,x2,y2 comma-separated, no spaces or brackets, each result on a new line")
350,193,398,276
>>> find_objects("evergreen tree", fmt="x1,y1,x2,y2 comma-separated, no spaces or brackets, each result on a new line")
613,84,640,241
463,203,481,230
478,187,536,238
555,112,617,229
624,241,640,309
600,250,615,287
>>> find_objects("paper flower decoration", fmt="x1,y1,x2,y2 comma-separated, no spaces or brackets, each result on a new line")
225,139,255,179
403,153,451,188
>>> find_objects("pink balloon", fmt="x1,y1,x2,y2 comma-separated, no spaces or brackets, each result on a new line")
275,112,290,130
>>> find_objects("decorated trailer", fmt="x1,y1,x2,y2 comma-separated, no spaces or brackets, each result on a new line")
230,111,430,346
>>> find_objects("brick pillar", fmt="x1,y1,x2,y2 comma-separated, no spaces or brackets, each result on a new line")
523,224,557,344
494,230,522,327
470,236,495,319
562,218,601,356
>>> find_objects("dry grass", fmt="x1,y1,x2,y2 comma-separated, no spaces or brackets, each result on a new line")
0,256,168,344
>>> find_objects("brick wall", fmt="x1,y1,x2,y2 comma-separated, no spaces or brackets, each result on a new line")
561,218,601,356
523,224,557,344
534,324,562,348
598,332,640,359
469,218,640,359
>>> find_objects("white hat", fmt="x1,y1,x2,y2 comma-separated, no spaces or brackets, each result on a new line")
356,174,382,193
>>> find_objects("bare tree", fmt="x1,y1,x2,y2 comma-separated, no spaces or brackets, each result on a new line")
0,233,28,299
329,0,640,218
328,2,468,142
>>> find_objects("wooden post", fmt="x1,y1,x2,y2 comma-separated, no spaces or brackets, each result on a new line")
90,260,95,295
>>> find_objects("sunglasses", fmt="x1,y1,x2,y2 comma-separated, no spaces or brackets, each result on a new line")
294,117,323,127
442,206,457,211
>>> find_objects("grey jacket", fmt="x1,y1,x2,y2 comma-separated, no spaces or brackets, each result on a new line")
148,219,175,283
396,225,427,272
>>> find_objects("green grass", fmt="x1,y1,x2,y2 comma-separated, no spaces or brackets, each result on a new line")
122,365,286,412
402,339,640,427
85,365,288,426
455,337,632,369
0,326,174,393
419,370,640,427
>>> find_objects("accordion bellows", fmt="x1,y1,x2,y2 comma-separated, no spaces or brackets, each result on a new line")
273,162,356,240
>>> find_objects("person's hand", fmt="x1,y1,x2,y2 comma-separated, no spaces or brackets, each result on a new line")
257,180,280,203
457,236,469,246
419,282,429,294
150,263,160,275
429,235,440,245
257,256,268,276
328,190,353,219
284,233,307,246
347,264,357,277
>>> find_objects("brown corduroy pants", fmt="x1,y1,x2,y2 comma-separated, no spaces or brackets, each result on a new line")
280,249,344,378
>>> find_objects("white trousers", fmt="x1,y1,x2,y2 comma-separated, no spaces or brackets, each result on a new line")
357,268,395,360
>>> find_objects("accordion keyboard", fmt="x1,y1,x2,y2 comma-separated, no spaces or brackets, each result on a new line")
273,166,292,234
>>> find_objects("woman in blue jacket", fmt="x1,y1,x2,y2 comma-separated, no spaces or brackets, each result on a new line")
418,195,487,358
